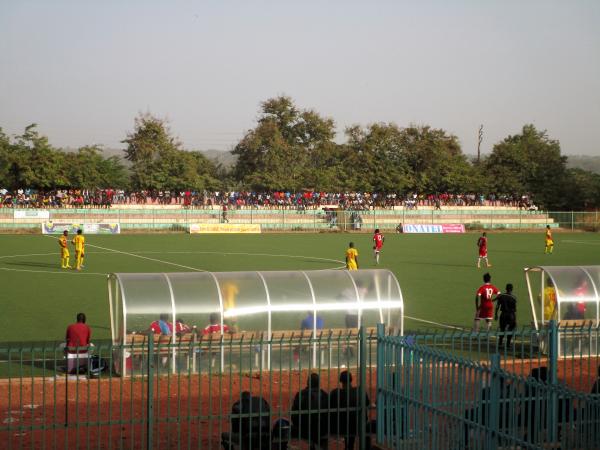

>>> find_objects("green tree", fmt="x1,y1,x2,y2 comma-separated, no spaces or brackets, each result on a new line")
9,124,68,189
65,146,129,189
232,96,336,190
122,114,218,190
485,125,568,208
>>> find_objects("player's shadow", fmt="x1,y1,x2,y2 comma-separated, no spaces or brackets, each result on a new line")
4,261,56,268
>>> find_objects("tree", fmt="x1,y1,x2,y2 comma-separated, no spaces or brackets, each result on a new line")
122,114,218,190
8,124,68,189
232,96,336,190
485,125,568,209
64,146,129,189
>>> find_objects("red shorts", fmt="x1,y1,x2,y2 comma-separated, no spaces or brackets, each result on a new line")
479,247,487,258
476,303,493,320
374,245,383,252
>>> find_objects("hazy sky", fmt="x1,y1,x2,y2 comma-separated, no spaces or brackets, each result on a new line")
1,1,599,155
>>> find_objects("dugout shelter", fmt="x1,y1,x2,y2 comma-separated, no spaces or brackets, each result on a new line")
108,269,404,374
525,265,600,356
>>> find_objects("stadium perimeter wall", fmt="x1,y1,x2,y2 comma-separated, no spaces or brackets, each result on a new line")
0,207,580,232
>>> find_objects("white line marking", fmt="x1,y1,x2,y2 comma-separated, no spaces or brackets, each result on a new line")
85,243,207,272
562,240,600,246
404,315,466,331
42,235,207,272
0,267,106,276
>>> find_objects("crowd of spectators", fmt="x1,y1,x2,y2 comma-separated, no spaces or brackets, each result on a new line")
0,188,536,210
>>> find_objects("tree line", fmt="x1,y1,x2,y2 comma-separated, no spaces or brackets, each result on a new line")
1,96,599,210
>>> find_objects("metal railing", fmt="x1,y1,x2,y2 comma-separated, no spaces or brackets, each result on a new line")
1,208,591,231
1,325,598,449
376,323,600,450
0,330,374,450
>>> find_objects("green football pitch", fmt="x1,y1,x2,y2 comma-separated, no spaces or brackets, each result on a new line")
0,231,598,343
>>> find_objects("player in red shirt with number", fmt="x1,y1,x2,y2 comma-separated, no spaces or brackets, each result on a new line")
477,232,492,268
474,272,500,332
373,228,385,265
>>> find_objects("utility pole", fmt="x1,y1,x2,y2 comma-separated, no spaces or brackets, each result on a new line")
477,124,484,163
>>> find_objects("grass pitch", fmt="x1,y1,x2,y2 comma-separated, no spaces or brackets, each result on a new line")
0,231,598,343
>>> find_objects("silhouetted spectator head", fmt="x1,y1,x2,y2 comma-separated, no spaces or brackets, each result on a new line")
209,312,219,324
308,373,320,389
339,370,353,387
76,313,86,323
530,366,548,383
505,283,513,293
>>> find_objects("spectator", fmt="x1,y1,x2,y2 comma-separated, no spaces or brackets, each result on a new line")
329,371,371,450
221,391,271,450
65,312,91,374
591,366,600,395
291,373,329,450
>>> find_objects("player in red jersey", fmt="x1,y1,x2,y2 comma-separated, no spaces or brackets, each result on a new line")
373,228,385,265
476,232,492,268
202,313,231,335
474,272,500,331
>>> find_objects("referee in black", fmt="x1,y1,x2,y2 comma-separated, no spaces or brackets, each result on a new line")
495,283,517,349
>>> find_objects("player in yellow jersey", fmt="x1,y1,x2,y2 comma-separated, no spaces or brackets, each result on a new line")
345,242,359,270
538,277,558,321
58,230,72,269
221,281,240,332
72,229,85,270
544,225,554,254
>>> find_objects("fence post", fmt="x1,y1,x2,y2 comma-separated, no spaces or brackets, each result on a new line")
147,333,154,450
359,326,367,450
488,354,501,450
548,320,559,442
376,323,385,444
571,211,574,231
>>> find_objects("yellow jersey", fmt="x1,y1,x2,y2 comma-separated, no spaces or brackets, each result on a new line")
59,235,69,256
346,247,358,270
545,229,553,244
73,235,85,252
222,282,239,310
543,286,557,321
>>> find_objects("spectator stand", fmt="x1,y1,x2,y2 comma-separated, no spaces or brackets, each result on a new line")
108,269,404,376
525,265,600,357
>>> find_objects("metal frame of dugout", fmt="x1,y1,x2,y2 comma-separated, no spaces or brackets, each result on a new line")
525,265,600,357
108,269,404,375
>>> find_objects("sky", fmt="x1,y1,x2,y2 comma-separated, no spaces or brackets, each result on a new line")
1,0,599,156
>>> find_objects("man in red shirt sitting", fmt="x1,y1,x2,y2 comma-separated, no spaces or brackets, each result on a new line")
203,313,230,335
65,312,92,374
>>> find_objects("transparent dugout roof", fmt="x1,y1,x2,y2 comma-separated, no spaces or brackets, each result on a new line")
524,266,600,328
108,269,404,343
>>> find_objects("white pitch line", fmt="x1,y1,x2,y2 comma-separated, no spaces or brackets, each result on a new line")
85,243,207,272
43,235,206,272
0,267,106,276
404,315,466,331
562,240,600,246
